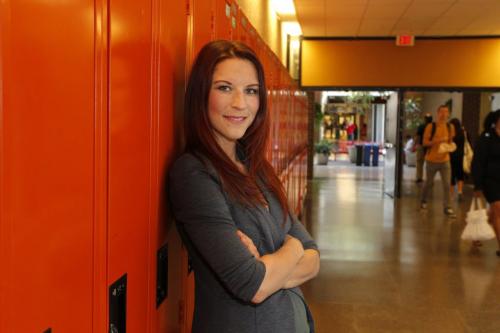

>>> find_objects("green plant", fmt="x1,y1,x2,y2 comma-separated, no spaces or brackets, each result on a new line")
404,97,422,130
346,92,374,115
314,102,323,123
314,140,333,155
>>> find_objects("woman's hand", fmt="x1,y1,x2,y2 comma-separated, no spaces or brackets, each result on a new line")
284,234,305,258
236,230,260,259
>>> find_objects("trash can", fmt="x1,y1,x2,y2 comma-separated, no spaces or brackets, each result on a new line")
355,145,363,166
372,144,380,166
363,145,371,166
348,146,357,163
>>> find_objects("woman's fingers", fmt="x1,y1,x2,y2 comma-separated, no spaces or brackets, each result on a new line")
236,230,260,258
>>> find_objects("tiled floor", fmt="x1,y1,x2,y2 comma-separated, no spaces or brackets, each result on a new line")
301,158,500,333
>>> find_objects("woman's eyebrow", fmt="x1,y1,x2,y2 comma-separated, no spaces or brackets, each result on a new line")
213,80,232,85
246,83,259,87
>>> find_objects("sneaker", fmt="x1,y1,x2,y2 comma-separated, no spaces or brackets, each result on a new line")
444,208,456,218
420,201,427,210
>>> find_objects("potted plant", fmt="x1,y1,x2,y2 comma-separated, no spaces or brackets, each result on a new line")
314,140,333,165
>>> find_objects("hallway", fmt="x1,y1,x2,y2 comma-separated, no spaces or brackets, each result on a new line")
302,161,500,333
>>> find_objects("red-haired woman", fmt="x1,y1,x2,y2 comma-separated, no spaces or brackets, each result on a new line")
169,40,320,332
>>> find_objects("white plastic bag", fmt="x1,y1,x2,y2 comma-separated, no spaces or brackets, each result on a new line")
463,136,473,174
461,198,495,241
438,142,457,153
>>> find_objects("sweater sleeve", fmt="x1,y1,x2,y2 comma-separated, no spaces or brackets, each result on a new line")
287,213,319,252
471,135,489,191
169,154,265,302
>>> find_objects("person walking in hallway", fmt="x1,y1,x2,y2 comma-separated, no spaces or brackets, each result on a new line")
472,110,500,257
420,105,456,217
415,113,433,183
449,118,466,201
169,40,320,333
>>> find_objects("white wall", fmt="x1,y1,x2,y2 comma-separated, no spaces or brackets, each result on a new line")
385,92,399,144
420,92,463,121
492,93,500,111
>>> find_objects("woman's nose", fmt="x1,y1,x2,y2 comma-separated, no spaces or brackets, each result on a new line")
231,90,247,109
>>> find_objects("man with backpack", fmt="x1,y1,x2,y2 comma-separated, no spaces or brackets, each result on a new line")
415,113,433,183
420,105,456,217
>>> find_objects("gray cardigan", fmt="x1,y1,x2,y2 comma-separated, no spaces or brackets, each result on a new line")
169,152,318,333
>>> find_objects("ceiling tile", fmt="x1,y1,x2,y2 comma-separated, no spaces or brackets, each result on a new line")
394,18,437,29
456,0,499,4
295,0,500,37
402,2,453,18
442,3,484,18
326,18,359,36
295,5,324,19
410,0,454,3
457,15,500,35
423,18,467,35
326,4,366,19
298,17,325,36
364,3,410,19
358,18,396,36
295,0,324,7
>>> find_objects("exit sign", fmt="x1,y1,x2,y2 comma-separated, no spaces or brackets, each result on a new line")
396,35,415,46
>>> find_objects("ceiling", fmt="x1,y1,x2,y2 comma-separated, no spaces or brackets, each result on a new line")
294,0,500,37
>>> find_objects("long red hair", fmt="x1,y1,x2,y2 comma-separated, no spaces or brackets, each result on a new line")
184,40,289,219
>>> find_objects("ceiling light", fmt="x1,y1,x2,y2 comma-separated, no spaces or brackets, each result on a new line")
282,21,302,36
271,0,296,16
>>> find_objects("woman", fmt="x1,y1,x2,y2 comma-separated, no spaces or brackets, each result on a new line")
472,110,500,256
168,40,320,332
449,118,465,201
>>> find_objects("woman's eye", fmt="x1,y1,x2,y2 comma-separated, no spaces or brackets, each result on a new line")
216,85,231,92
246,88,259,95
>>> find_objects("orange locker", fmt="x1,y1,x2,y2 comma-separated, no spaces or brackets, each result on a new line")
155,1,190,332
215,0,234,40
192,0,216,58
1,0,187,332
1,1,309,332
0,0,96,332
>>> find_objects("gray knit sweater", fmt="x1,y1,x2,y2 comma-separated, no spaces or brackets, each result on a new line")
168,152,318,333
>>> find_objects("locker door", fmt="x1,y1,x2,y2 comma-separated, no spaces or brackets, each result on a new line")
154,0,189,332
192,0,215,58
215,0,233,40
0,1,95,332
107,0,153,331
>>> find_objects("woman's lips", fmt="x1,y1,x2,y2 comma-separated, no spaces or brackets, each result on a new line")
223,115,247,123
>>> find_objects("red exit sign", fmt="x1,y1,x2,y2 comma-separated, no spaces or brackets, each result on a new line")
396,35,415,46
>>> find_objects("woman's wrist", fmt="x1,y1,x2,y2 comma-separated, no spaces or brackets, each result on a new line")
284,236,304,259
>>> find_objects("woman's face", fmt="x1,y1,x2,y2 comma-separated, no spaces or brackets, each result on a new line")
208,58,260,149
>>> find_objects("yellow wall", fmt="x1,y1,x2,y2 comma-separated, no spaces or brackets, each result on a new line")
301,38,500,88
237,0,282,61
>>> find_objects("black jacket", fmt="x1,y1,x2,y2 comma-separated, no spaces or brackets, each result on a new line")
471,130,500,191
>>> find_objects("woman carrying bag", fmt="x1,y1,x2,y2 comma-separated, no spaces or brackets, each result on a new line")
471,110,500,256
